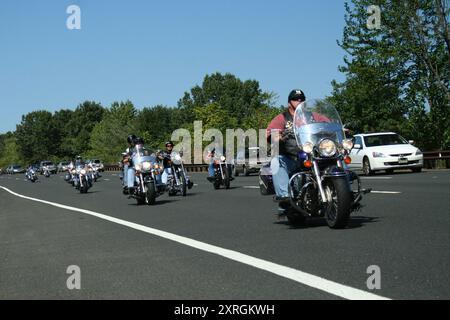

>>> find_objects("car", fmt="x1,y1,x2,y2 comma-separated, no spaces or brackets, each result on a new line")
233,147,270,177
57,161,70,173
348,132,423,175
39,161,57,174
87,159,104,172
6,164,25,174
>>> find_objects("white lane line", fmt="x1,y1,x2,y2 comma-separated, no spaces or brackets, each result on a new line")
0,185,390,300
371,191,402,194
243,186,260,189
360,177,393,180
103,179,110,181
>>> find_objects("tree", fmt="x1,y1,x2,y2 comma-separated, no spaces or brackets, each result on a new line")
0,132,21,168
331,0,450,150
178,72,277,129
87,101,138,164
136,105,182,150
63,101,106,158
15,110,59,163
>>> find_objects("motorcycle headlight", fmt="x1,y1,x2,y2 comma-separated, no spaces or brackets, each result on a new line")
80,169,86,175
220,156,226,162
142,161,152,171
302,142,314,154
135,164,142,171
72,169,76,174
318,139,337,157
342,139,354,151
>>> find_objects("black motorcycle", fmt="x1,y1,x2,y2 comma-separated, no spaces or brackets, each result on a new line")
128,145,165,205
25,168,38,183
164,151,193,197
207,153,233,190
278,100,370,229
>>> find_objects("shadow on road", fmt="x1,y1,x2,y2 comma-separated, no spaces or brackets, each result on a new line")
127,199,177,206
275,216,379,230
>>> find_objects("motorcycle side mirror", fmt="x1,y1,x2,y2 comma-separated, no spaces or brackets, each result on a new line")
408,140,415,145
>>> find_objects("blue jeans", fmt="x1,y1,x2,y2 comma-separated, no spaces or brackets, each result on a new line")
128,168,162,188
271,155,301,198
122,164,128,187
208,163,215,177
162,167,172,184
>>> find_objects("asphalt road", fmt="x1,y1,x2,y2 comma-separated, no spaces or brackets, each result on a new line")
0,170,449,300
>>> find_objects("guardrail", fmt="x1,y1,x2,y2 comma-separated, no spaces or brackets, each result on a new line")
103,164,210,173
102,151,450,172
423,150,450,169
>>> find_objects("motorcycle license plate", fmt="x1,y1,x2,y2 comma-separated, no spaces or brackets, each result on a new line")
398,158,408,164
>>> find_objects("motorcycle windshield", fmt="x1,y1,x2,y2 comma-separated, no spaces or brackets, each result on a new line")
132,145,157,164
293,100,345,147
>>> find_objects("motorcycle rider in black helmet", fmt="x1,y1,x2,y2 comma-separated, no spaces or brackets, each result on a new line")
122,134,137,194
266,89,306,214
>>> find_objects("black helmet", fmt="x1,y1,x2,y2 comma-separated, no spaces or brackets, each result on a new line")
288,89,306,102
134,137,145,145
165,141,174,147
127,134,137,144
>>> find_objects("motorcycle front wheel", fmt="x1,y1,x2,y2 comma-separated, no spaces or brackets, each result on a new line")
323,178,352,229
180,172,187,196
145,182,156,205
224,166,231,189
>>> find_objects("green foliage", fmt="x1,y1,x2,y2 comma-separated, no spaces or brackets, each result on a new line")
136,105,182,150
63,101,106,158
331,0,450,150
15,110,59,163
86,101,138,163
0,133,21,168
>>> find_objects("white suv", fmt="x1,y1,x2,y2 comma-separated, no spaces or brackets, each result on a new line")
349,132,423,175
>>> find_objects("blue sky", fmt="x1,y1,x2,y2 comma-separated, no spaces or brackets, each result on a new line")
0,0,348,134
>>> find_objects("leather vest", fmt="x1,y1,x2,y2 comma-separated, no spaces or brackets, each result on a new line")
280,111,301,158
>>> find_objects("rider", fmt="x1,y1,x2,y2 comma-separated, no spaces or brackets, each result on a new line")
73,156,87,188
159,141,174,185
126,137,163,195
122,134,137,193
206,148,216,180
75,155,85,167
266,89,306,210
206,148,233,182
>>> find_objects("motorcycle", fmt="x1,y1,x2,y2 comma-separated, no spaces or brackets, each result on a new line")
43,166,51,178
88,165,101,182
279,99,370,229
26,168,38,183
165,151,193,197
207,151,233,190
128,145,165,205
73,165,92,194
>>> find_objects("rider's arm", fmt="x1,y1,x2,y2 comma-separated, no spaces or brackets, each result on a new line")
266,114,286,144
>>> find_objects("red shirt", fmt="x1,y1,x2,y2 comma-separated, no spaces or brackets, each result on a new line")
266,111,332,140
